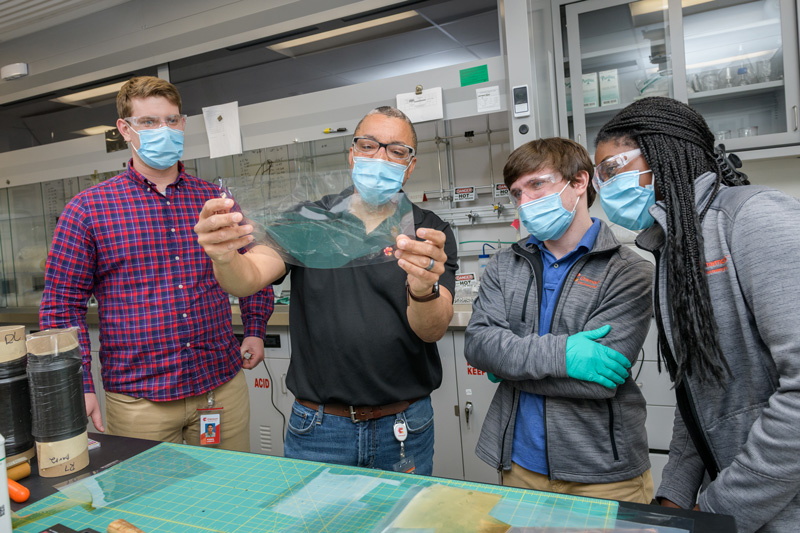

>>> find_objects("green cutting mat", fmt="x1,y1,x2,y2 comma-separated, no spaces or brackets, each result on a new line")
13,443,618,532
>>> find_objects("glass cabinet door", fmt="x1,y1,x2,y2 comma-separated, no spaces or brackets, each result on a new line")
682,0,799,150
556,0,800,154
563,0,674,154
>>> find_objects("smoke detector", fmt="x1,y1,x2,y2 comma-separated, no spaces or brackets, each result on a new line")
1,63,29,81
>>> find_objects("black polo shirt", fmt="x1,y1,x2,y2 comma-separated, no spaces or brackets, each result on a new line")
284,199,458,406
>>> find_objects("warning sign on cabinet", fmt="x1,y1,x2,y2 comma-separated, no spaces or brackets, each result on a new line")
454,187,476,202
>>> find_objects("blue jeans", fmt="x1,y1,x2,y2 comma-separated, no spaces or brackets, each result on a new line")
284,396,434,475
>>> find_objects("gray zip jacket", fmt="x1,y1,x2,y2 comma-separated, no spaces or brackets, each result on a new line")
637,173,800,533
465,221,653,483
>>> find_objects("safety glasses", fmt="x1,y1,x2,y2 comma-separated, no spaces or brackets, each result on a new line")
510,173,561,202
593,148,642,190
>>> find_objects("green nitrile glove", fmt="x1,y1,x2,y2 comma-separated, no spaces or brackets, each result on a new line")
565,325,631,389
487,372,503,383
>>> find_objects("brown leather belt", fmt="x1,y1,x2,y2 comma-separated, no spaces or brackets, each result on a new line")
297,398,420,423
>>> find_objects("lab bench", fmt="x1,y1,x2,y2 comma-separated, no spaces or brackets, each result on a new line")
11,433,736,532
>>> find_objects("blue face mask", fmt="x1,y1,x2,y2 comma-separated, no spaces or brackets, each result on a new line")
351,157,407,205
597,170,655,231
517,182,579,241
132,126,184,170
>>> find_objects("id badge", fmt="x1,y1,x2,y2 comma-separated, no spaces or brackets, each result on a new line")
392,419,415,474
198,407,223,446
393,455,416,474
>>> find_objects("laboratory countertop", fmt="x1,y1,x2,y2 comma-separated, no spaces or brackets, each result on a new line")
0,303,475,329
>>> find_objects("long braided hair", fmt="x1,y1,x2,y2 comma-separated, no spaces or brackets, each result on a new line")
596,97,747,386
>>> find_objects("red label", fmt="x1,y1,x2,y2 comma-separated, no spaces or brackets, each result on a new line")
254,378,270,388
467,365,485,376
456,273,476,281
455,187,474,194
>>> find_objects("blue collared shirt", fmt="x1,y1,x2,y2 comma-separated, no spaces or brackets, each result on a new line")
511,218,601,475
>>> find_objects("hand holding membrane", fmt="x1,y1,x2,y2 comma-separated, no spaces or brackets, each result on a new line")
565,325,631,388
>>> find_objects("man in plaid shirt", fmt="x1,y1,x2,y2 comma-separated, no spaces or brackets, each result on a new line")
40,77,273,451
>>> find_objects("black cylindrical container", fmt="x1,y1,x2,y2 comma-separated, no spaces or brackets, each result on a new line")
0,325,34,458
27,329,87,443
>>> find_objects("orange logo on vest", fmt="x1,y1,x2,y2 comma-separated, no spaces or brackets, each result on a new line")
705,255,729,275
575,273,599,288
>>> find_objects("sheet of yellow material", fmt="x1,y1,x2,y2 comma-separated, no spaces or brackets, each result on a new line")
107,518,147,532
391,484,510,533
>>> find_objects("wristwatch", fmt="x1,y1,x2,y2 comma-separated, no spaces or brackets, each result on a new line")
407,280,440,303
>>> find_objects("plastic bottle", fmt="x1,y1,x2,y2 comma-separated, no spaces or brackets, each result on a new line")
478,243,496,279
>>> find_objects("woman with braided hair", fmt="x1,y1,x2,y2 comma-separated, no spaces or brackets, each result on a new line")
593,96,800,532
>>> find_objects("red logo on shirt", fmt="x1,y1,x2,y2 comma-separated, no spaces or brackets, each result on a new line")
575,273,599,288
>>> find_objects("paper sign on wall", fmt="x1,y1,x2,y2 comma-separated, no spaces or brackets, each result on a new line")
476,86,501,113
453,273,478,305
203,101,243,159
396,87,444,123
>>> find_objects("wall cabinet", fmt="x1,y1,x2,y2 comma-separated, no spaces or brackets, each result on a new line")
452,330,502,485
552,0,799,155
0,171,120,309
246,327,293,457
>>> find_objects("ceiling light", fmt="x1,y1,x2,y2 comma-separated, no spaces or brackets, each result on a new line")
268,11,421,57
52,81,126,106
73,125,117,136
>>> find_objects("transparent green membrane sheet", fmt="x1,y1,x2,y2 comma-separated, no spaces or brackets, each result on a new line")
12,445,214,531
221,171,414,269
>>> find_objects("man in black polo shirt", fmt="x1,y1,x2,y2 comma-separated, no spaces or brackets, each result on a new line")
195,106,457,475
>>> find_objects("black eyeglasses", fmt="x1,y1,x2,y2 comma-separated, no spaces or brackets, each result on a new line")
352,137,415,163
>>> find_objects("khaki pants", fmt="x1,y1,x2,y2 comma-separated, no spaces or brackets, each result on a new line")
503,461,653,504
105,370,250,452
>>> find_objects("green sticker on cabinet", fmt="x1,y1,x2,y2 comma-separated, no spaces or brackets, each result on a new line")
460,65,489,87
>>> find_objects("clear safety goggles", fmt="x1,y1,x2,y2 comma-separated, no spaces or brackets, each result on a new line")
593,148,643,191
510,173,561,202
124,114,187,130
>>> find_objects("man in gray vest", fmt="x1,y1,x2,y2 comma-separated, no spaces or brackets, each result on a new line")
465,137,653,502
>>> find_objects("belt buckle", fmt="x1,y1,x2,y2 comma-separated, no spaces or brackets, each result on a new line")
349,405,358,423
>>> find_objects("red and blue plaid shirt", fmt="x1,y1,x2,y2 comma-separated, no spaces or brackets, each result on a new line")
40,160,273,401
